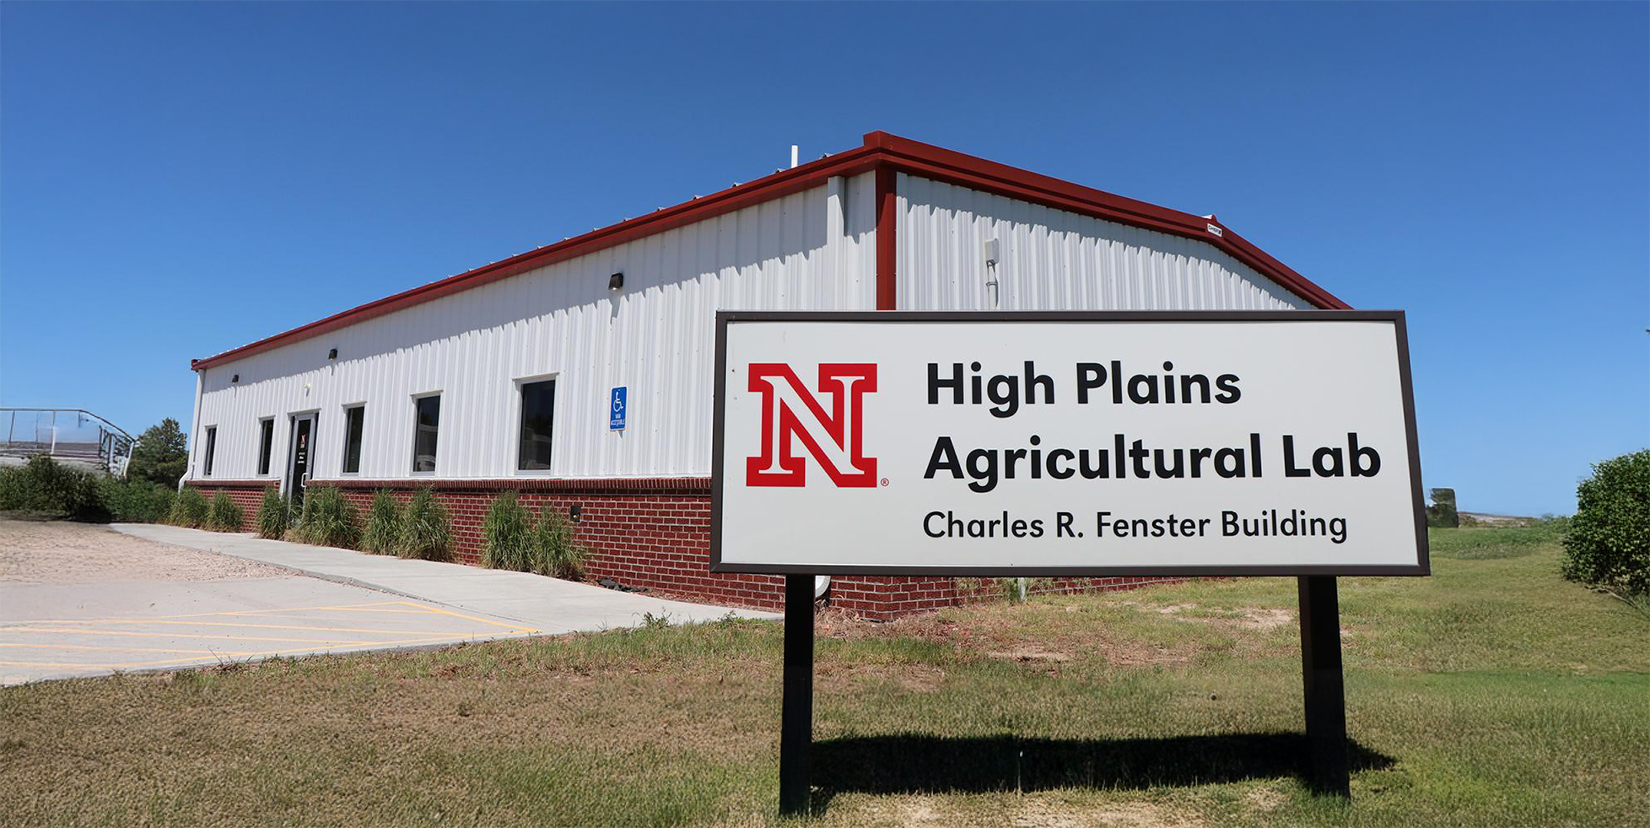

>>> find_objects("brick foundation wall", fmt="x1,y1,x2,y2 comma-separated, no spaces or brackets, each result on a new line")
183,480,274,532
309,478,1184,620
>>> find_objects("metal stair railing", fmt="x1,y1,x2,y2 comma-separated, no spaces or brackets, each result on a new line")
0,408,136,475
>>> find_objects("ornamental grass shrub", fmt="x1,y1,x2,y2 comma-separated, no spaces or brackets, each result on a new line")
169,487,209,528
531,506,586,580
1562,449,1650,596
297,486,360,549
256,487,290,540
360,490,403,555
482,491,534,571
397,488,452,561
204,491,245,532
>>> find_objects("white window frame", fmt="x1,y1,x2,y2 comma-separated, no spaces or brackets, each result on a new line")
339,403,367,476
202,424,218,478
410,391,442,476
512,372,561,477
255,417,276,477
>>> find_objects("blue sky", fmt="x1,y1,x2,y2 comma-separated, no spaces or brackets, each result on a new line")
2,2,1644,516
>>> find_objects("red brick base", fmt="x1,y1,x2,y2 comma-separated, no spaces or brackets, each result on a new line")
299,478,1183,620
183,480,274,532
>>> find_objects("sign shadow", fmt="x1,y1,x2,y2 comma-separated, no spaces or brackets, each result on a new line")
810,731,1394,812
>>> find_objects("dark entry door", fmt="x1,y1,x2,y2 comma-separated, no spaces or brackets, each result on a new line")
286,414,317,510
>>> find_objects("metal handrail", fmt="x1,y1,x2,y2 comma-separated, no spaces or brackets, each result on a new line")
1,408,137,475
0,408,133,441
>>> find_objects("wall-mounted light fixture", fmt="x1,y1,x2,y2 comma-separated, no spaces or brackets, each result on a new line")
569,503,583,523
608,272,624,291
231,374,240,383
328,348,338,360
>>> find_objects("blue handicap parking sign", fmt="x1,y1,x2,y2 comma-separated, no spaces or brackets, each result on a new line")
610,386,627,431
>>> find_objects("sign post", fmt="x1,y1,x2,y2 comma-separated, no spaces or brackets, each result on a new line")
779,574,816,815
711,310,1427,813
1299,574,1349,795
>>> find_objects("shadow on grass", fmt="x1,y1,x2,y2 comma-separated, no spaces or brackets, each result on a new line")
812,732,1393,809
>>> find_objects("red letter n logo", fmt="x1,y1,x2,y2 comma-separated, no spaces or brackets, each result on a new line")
747,363,878,488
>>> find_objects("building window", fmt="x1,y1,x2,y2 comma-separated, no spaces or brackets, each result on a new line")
203,426,217,477
412,395,440,474
517,379,556,471
256,419,275,476
342,405,365,474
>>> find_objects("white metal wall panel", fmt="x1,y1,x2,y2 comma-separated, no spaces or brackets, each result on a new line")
189,173,878,482
896,173,1310,312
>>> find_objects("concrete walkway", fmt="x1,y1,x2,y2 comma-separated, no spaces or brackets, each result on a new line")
112,524,778,634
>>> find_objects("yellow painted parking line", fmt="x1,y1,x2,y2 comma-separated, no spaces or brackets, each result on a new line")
4,619,500,636
394,601,536,632
0,643,264,656
0,633,520,672
3,627,426,645
214,607,455,618
0,602,413,627
0,601,535,634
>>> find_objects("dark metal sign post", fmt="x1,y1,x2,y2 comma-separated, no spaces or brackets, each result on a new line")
1299,574,1350,796
775,575,1352,814
779,574,816,816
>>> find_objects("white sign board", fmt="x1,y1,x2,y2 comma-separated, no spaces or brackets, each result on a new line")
711,311,1428,577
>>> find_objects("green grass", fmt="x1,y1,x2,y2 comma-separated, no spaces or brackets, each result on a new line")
1,525,1644,827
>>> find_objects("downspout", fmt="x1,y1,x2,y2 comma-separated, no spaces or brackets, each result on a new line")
184,366,204,491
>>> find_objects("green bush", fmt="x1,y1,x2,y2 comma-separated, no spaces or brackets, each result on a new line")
0,467,21,511
256,487,290,540
170,487,209,528
297,486,360,549
397,488,452,561
482,491,534,571
360,490,403,555
531,505,585,579
205,491,245,532
97,477,176,523
0,456,108,520
1562,450,1650,596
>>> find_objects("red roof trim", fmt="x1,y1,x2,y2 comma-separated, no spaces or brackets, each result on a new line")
862,132,1350,311
192,132,1346,369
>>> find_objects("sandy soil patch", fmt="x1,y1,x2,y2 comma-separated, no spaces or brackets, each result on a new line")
1013,799,1206,828
818,662,948,693
0,519,283,584
850,796,1206,828
814,607,1187,667
1151,603,1294,632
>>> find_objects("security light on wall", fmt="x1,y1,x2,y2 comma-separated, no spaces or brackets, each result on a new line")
328,348,338,360
608,272,624,291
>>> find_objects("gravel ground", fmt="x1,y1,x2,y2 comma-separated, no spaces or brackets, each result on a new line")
0,518,285,584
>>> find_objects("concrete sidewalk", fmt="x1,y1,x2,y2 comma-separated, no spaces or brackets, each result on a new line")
112,524,778,634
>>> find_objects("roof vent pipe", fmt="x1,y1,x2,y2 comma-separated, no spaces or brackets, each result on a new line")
791,145,799,169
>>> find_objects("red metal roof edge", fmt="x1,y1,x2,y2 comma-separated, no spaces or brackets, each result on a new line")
192,132,1347,369
862,131,1350,311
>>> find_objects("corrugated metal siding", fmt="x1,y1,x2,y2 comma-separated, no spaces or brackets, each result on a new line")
190,173,878,482
896,173,1310,312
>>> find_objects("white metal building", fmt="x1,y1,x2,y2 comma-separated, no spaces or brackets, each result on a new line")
183,132,1346,616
